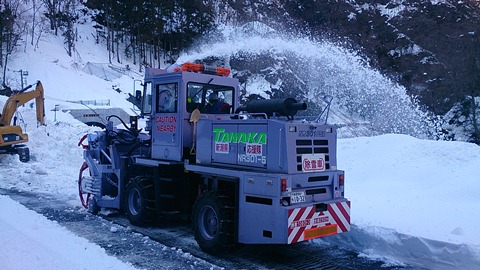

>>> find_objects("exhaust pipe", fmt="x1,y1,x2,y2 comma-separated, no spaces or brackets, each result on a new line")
236,98,307,117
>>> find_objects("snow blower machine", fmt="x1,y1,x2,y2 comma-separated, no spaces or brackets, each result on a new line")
78,63,350,254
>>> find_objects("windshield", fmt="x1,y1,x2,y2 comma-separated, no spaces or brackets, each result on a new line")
186,82,234,114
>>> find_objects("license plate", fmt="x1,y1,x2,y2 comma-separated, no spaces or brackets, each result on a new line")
291,191,306,204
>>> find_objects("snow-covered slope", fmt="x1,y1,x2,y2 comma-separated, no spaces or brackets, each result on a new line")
1,12,480,270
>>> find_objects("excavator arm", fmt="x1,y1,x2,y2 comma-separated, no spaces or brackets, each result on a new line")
0,81,45,126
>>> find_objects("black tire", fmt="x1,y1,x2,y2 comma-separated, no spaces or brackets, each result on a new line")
192,191,235,254
17,147,30,162
88,197,100,215
125,176,156,226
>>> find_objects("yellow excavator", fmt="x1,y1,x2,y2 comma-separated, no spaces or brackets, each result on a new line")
0,80,45,162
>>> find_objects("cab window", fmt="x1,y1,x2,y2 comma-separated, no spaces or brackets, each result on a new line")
142,81,152,115
187,82,234,114
156,83,177,113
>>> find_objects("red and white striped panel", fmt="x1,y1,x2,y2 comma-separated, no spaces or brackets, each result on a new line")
287,201,350,244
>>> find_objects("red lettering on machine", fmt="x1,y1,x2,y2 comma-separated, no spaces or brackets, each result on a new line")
155,116,177,123
302,154,326,172
157,124,176,132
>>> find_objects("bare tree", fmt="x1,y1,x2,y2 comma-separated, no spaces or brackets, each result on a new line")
42,0,61,35
30,0,44,46
1,0,24,86
469,96,480,143
33,15,48,50
60,0,78,57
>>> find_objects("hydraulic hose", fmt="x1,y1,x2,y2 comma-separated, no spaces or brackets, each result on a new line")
78,162,90,209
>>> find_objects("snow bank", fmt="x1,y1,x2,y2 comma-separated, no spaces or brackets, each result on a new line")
338,134,480,246
0,195,137,270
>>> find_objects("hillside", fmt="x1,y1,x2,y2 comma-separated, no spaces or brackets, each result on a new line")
0,2,480,269
1,0,480,142
223,0,480,113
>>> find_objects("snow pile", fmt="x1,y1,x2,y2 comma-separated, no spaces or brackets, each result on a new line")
340,134,480,245
0,195,137,270
322,134,480,269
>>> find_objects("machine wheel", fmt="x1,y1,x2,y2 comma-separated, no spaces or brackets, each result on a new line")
17,147,30,162
87,196,100,215
125,176,156,226
192,191,235,254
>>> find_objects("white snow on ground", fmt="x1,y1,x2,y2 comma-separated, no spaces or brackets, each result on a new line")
0,195,137,270
339,134,480,246
326,135,480,269
1,16,480,270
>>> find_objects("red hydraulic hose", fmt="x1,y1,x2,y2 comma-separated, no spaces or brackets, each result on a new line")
78,134,89,149
78,162,90,209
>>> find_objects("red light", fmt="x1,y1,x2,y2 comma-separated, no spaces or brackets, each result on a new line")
182,63,203,72
281,178,287,192
173,62,230,76
216,67,231,76
339,174,344,187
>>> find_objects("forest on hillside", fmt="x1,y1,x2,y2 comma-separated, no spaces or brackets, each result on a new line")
1,0,479,143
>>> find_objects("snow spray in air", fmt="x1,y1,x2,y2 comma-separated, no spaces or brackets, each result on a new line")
177,25,431,138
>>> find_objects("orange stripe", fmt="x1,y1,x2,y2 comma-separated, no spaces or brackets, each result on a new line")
304,224,338,240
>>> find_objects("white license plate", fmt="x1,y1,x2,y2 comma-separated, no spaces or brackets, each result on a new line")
291,191,306,204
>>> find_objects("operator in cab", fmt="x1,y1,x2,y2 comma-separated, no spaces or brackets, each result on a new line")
205,92,230,114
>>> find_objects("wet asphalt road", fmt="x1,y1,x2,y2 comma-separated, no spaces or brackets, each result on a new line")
1,188,419,270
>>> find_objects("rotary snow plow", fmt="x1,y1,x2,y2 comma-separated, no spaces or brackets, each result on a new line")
78,63,350,254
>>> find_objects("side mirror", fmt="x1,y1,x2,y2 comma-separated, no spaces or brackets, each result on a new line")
132,79,143,112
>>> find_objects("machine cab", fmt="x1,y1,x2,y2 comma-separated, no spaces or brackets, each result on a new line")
141,63,238,161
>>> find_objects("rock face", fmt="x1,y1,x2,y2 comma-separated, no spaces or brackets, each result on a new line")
208,0,480,142
215,0,480,112
281,0,480,115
